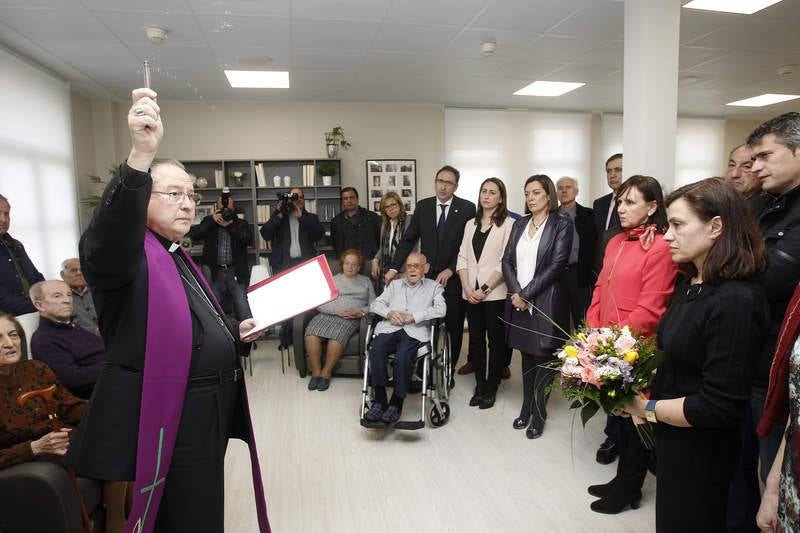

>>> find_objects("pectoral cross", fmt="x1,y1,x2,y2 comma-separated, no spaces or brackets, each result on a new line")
132,427,167,533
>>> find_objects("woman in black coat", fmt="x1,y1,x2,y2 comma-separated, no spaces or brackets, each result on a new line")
502,174,573,439
623,178,769,531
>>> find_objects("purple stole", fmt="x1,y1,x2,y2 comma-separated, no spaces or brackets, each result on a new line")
126,230,270,533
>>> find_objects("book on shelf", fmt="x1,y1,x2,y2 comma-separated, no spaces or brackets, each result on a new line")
300,164,315,186
306,199,316,214
256,203,271,223
214,169,224,188
255,163,266,187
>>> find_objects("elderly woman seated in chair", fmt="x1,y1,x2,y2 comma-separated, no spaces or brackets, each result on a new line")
305,248,375,391
0,311,128,532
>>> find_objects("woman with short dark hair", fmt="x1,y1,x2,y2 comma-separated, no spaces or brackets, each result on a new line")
586,175,679,515
624,178,769,530
502,174,573,439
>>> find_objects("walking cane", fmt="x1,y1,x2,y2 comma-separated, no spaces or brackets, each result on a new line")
17,384,93,533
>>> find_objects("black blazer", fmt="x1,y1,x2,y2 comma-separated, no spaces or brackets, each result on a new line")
592,193,620,237
502,211,573,355
259,210,324,271
188,216,253,283
391,195,476,294
574,203,598,288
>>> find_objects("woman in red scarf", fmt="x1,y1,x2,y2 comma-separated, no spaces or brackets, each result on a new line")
757,284,800,531
585,175,678,514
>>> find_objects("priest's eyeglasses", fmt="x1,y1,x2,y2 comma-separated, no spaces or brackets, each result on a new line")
152,190,202,205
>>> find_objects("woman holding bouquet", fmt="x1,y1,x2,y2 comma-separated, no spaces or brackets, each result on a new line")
502,174,573,439
585,175,678,514
624,178,768,531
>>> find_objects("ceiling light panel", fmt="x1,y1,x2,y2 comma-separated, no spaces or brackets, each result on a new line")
224,70,289,88
682,0,784,15
726,93,800,107
513,81,585,97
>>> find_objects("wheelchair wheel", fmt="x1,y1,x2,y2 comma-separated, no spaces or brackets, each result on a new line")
430,402,450,427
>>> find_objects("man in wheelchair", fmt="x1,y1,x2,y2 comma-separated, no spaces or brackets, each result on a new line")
362,252,446,426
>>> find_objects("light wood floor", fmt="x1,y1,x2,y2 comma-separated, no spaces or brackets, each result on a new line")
223,340,656,532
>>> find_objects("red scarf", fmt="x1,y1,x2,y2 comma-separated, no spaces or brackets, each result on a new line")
625,224,658,251
758,283,800,439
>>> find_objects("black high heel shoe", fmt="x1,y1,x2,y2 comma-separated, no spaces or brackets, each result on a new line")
513,416,529,430
590,486,641,514
587,477,618,498
526,415,545,439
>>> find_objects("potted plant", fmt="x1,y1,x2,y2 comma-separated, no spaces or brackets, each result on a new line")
324,126,351,158
317,162,338,186
81,164,119,208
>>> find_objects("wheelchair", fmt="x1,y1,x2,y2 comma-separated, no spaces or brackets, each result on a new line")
359,316,451,430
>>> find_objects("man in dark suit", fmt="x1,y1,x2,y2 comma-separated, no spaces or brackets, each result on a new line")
592,153,623,236
260,187,324,272
591,154,624,466
188,189,254,319
557,177,597,327
386,165,476,382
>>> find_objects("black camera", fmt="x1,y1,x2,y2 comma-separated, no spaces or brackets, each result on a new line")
219,188,235,221
277,192,299,213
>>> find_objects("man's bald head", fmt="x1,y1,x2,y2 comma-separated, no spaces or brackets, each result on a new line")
404,252,429,285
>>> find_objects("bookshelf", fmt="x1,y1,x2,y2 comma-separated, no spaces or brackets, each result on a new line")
183,158,342,272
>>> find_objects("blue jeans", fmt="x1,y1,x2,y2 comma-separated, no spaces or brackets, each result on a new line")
211,268,252,320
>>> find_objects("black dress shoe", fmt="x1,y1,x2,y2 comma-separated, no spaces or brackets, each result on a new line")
513,417,528,430
469,393,483,407
478,395,495,409
526,418,544,439
596,438,619,465
590,487,641,515
588,477,618,498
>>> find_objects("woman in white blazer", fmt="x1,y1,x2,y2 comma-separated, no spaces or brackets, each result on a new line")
457,177,514,409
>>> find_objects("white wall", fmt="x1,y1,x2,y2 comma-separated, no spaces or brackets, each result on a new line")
446,109,731,215
0,47,78,279
445,108,592,213
109,100,445,202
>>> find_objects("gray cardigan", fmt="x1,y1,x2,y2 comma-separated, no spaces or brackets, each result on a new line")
317,273,375,314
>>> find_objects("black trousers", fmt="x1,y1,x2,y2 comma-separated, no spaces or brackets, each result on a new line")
465,299,506,396
611,420,649,495
369,329,421,399
444,291,466,374
154,378,243,532
278,257,306,347
519,352,557,422
563,267,591,328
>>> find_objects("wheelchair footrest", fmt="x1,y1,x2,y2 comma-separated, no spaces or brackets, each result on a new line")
394,420,425,431
360,418,387,429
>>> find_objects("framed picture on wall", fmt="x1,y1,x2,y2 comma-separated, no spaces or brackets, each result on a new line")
365,159,417,214
194,204,215,224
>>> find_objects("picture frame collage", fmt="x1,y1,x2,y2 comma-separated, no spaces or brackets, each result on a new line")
365,159,417,215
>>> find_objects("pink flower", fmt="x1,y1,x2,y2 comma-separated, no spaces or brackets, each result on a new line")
585,331,600,349
614,333,636,353
581,365,602,388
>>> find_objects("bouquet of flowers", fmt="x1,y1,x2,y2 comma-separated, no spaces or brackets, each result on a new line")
550,324,662,448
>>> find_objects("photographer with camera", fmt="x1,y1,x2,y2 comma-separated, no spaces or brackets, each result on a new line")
259,187,324,273
187,187,254,319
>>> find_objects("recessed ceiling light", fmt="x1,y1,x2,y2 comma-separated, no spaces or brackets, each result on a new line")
726,93,800,107
224,70,289,88
682,0,784,15
238,55,273,67
513,81,585,97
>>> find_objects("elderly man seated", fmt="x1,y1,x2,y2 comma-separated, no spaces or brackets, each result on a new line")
363,252,446,426
60,257,98,334
29,280,106,399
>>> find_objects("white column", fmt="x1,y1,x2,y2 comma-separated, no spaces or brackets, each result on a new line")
623,0,681,191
